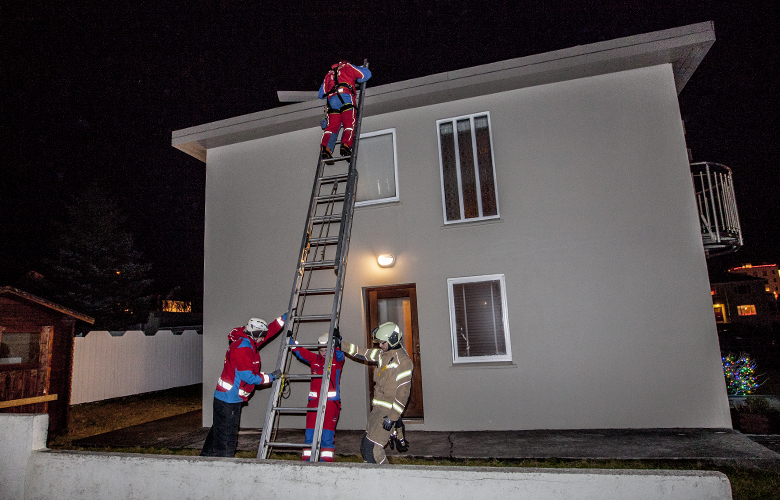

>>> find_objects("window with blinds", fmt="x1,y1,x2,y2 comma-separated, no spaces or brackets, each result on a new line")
447,274,512,363
437,113,499,223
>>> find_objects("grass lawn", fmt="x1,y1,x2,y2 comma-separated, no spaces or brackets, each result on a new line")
49,384,779,500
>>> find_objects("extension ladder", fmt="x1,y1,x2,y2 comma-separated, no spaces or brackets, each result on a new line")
257,61,368,461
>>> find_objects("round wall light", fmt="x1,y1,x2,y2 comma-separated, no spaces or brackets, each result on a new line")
377,254,395,268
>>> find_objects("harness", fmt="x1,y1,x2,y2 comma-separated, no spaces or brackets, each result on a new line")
325,63,355,113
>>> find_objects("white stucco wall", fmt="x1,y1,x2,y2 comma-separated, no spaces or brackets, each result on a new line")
201,63,730,431
2,414,733,500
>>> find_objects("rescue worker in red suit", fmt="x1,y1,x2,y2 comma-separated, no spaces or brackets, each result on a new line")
319,61,371,162
290,332,345,462
200,315,285,457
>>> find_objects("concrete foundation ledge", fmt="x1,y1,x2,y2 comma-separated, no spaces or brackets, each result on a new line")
23,450,732,500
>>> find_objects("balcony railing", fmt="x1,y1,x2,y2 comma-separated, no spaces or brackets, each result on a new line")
690,161,742,257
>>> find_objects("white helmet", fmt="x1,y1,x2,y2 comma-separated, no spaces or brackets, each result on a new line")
318,333,329,345
372,322,402,349
246,318,269,339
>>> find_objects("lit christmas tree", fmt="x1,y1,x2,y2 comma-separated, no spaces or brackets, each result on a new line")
722,353,762,395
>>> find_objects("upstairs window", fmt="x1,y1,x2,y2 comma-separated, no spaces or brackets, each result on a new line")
448,274,512,363
437,113,499,223
356,129,399,206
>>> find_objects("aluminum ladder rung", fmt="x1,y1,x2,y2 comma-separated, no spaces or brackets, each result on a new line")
265,442,308,449
293,314,332,322
315,194,345,204
320,173,349,184
298,287,336,296
271,407,316,414
311,215,342,224
325,155,350,164
309,236,339,246
302,260,336,270
281,373,323,380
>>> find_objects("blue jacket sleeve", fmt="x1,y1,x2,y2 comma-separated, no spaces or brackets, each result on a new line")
318,82,326,99
236,368,266,385
356,66,371,83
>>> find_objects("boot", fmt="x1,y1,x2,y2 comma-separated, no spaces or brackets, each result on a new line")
340,145,352,158
321,146,334,165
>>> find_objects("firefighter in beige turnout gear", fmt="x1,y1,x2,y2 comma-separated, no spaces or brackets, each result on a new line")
341,322,413,464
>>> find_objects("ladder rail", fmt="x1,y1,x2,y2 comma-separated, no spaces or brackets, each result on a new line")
258,130,330,459
308,70,368,462
259,60,368,461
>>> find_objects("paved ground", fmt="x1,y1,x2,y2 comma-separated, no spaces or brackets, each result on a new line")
74,410,780,472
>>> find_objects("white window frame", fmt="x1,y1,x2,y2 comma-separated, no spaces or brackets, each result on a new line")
447,274,512,364
436,112,500,224
355,128,400,207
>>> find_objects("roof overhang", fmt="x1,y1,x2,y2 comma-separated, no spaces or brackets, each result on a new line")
0,286,95,324
173,21,715,163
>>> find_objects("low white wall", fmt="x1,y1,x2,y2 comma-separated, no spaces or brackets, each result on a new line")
0,414,48,500
71,330,202,404
2,415,733,500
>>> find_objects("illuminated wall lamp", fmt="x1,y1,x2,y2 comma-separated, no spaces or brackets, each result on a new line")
377,254,395,268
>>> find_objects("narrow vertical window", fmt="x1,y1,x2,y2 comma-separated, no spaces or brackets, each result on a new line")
437,113,499,223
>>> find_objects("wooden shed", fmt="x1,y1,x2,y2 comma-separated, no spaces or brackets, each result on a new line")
0,286,94,434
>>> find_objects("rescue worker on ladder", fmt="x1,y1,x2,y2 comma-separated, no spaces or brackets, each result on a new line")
319,60,371,163
289,332,345,462
340,322,413,464
201,315,284,457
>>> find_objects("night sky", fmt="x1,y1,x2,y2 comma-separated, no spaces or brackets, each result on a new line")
2,1,778,305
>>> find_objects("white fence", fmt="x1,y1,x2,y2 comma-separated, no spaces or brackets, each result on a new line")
71,330,202,404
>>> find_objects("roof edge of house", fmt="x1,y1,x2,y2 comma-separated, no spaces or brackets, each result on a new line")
172,21,715,163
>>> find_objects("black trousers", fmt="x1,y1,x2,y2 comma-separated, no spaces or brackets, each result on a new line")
200,397,243,457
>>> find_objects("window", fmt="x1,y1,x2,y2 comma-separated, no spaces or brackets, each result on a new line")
447,274,512,363
713,304,726,323
737,305,757,316
356,129,399,206
0,332,40,365
437,113,499,223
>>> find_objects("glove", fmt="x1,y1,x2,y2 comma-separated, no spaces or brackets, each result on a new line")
332,327,342,349
394,436,409,453
286,329,294,338
269,369,282,382
382,417,394,431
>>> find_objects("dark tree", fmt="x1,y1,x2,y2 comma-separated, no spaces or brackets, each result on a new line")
44,185,153,330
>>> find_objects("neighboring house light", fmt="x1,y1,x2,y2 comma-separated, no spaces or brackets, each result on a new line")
162,300,192,313
737,305,757,316
447,274,512,363
437,113,499,224
377,254,395,268
713,304,726,323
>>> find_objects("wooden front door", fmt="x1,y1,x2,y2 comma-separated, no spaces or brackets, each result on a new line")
365,284,424,420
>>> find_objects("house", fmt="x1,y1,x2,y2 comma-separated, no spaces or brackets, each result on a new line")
173,22,731,431
709,271,779,358
0,287,94,434
728,263,780,297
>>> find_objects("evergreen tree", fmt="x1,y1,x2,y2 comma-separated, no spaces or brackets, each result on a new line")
45,185,153,329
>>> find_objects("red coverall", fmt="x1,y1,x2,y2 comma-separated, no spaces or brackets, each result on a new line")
319,61,371,153
292,343,345,461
